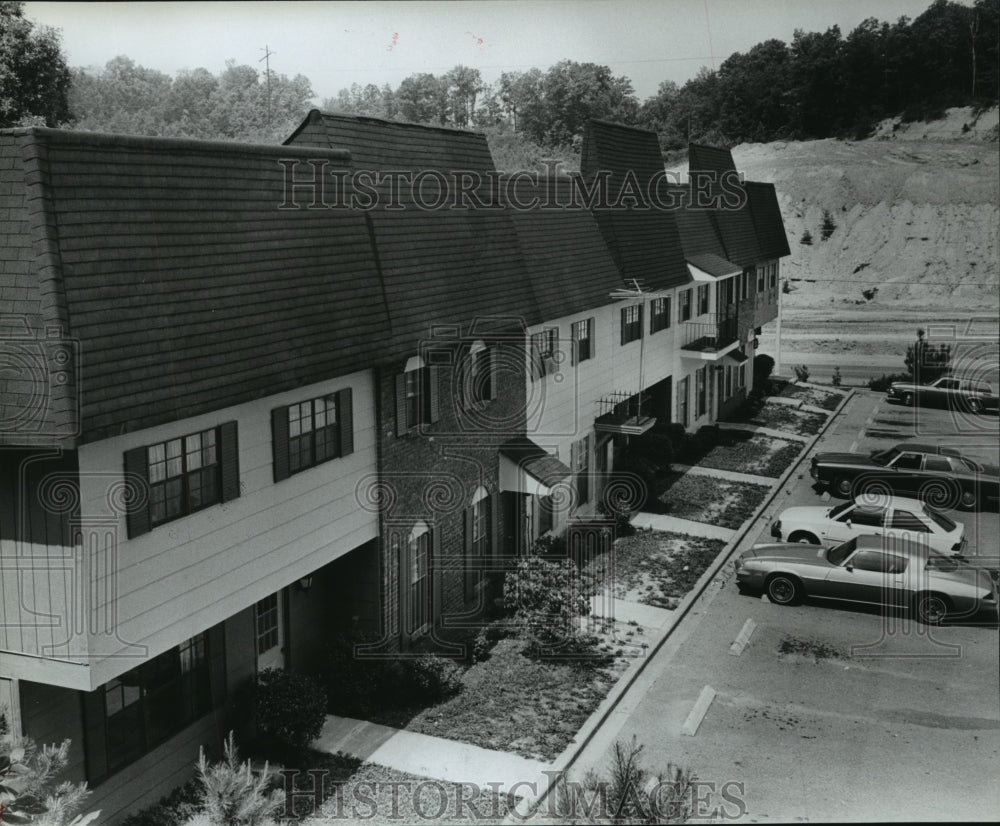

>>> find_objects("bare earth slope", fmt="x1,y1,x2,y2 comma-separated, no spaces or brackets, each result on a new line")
723,106,999,381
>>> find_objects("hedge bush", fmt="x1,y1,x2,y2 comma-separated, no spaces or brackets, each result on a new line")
252,668,327,752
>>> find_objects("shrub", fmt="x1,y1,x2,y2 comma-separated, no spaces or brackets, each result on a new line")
793,364,810,382
405,655,464,705
820,209,837,240
597,494,637,538
753,354,775,390
861,286,878,301
472,618,518,663
799,229,813,245
832,367,842,387
251,669,327,752
867,372,912,392
121,780,202,826
503,553,595,649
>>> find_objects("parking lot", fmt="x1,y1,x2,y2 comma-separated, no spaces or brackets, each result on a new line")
575,390,1000,822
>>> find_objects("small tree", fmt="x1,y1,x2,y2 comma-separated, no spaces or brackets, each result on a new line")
503,551,595,650
185,733,281,826
0,736,99,826
904,329,951,384
820,209,837,241
753,354,775,391
832,367,842,387
794,364,810,382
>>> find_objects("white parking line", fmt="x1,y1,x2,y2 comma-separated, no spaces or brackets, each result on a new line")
729,618,758,656
681,685,717,736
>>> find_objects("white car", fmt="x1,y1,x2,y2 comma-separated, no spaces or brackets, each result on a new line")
770,495,966,556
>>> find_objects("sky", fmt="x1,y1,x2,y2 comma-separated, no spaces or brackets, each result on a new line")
25,0,944,104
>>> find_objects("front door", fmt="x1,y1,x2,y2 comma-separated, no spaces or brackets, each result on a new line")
254,591,285,671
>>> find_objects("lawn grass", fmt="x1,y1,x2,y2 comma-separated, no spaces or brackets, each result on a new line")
405,638,621,762
694,431,802,478
588,530,727,609
650,472,770,529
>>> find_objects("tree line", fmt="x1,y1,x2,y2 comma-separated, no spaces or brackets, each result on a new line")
2,0,997,159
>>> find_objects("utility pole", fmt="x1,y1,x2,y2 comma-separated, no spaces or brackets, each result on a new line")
260,45,274,126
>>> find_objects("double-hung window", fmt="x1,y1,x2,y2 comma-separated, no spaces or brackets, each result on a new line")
697,285,709,316
272,389,354,481
572,318,595,363
463,343,495,408
124,422,240,538
696,367,707,417
679,290,692,321
531,328,559,379
621,304,643,345
650,297,670,333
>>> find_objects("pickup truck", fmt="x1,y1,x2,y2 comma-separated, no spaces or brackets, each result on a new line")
886,376,998,414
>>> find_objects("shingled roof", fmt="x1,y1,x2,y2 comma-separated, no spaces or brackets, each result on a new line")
687,143,762,268
745,181,791,260
0,128,391,444
285,111,541,356
504,177,624,321
580,121,690,291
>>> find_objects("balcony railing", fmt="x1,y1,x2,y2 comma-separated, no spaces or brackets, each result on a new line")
680,314,738,352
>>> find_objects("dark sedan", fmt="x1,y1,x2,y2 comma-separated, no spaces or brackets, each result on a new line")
734,534,999,624
810,443,1000,510
886,376,998,414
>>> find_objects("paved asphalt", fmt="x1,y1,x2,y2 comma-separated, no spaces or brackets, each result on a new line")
572,390,1000,823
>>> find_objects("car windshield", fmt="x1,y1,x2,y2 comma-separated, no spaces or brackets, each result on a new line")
924,507,957,532
870,448,898,466
829,502,854,519
827,537,858,566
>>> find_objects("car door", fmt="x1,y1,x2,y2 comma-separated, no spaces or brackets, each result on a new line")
885,451,923,495
820,548,908,607
826,504,886,544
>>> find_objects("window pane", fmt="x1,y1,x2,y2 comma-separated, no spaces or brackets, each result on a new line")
164,478,184,519
165,439,183,478
185,434,202,470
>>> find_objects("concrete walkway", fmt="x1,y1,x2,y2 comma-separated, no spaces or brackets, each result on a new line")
590,588,674,630
630,512,737,540
315,714,550,798
670,462,777,487
717,421,811,442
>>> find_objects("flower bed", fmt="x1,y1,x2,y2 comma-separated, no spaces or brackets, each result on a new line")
694,431,802,478
774,384,845,411
651,472,770,529
405,638,622,761
747,402,828,436
587,530,727,609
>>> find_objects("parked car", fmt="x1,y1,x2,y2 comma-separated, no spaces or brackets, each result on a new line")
810,442,1000,510
771,494,966,556
885,375,998,414
734,534,998,624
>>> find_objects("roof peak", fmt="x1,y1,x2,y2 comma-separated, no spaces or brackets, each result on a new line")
309,108,486,138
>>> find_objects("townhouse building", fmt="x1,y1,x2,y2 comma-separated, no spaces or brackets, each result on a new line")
0,112,789,823
0,128,391,821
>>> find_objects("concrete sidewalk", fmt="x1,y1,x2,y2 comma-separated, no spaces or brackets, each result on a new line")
315,714,550,800
670,462,777,487
631,512,737,541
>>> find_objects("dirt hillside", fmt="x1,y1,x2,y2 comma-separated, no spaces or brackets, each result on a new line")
729,106,999,313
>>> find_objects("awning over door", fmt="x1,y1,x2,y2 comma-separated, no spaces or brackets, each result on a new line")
499,436,572,496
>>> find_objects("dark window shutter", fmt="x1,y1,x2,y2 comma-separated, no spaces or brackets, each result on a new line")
490,492,501,560
395,373,408,437
123,446,150,539
80,689,108,784
207,622,227,711
336,387,354,456
464,506,475,601
620,308,627,345
589,318,596,358
219,421,240,502
464,507,473,553
638,305,644,338
427,367,440,424
529,337,541,381
271,406,290,482
571,323,579,366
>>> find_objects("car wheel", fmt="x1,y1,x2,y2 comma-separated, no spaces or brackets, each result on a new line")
833,476,853,498
914,592,949,625
788,531,820,545
968,397,983,415
960,489,978,511
766,574,802,606
903,392,914,407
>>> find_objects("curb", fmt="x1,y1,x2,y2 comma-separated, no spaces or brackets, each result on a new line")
514,387,856,819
